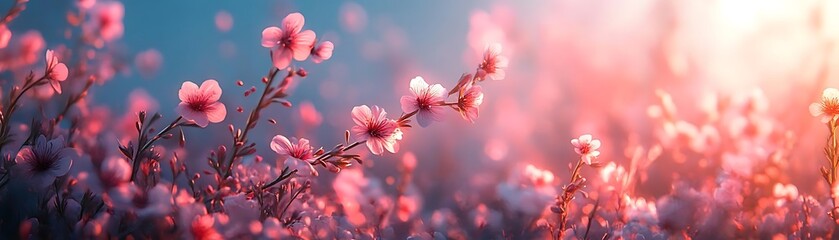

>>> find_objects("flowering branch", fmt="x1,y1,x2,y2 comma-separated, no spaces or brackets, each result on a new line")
550,134,602,239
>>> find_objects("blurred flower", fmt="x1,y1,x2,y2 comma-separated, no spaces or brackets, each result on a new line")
809,88,839,123
191,215,222,240
400,76,446,127
135,49,163,79
271,135,318,176
19,31,45,65
456,83,484,123
176,79,227,127
77,0,96,9
84,1,124,42
351,105,402,155
311,41,334,63
0,24,10,49
215,11,233,33
45,49,68,94
571,134,601,165
261,13,316,69
100,157,130,188
477,43,508,80
15,135,74,188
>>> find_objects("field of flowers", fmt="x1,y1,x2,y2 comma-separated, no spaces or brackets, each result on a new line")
1,0,839,239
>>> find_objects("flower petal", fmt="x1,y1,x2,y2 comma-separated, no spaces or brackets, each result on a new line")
291,30,315,61
271,48,293,70
400,96,418,114
810,102,824,117
282,12,305,35
206,102,226,123
351,105,372,127
271,135,292,156
366,138,384,155
200,79,222,102
176,103,209,127
261,27,282,48
178,81,199,102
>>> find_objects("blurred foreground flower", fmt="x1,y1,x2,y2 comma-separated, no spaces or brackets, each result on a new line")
15,135,74,188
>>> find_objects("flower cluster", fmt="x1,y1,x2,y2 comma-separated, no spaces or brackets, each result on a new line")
2,2,839,240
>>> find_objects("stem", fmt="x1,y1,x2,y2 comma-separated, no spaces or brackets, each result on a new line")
0,74,48,152
129,116,183,182
557,157,586,240
223,68,280,180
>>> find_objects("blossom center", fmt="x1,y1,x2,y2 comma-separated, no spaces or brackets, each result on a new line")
187,94,212,112
30,150,59,173
823,97,839,115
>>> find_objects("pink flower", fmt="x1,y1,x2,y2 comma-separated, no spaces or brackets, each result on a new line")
0,24,10,49
191,215,222,240
810,88,839,123
176,79,227,127
134,49,163,79
77,0,96,9
45,49,68,94
85,2,124,42
400,76,446,127
261,13,316,69
351,105,402,155
19,31,44,65
457,83,484,123
100,157,130,188
477,43,508,80
311,41,334,63
270,135,318,176
15,135,75,188
571,134,601,165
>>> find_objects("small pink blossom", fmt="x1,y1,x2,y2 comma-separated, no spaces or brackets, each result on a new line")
810,88,839,123
191,215,222,240
477,43,508,80
46,49,68,94
215,11,233,32
77,0,96,9
351,105,402,155
176,79,227,127
261,13,316,69
0,24,10,49
457,83,484,123
135,49,163,79
15,135,75,188
400,76,446,127
311,41,334,63
19,31,45,65
270,135,318,176
85,2,124,42
571,134,601,165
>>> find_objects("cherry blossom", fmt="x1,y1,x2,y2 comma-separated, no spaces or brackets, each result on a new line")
176,79,227,127
457,83,484,123
571,134,601,165
477,43,508,80
400,76,446,127
45,49,68,94
15,135,75,188
810,88,839,123
351,105,402,155
270,135,317,176
261,13,316,69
